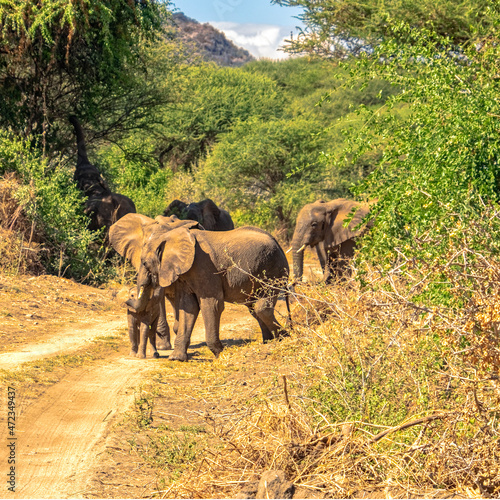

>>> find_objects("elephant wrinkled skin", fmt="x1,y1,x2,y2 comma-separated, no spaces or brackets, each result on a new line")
109,214,289,361
291,198,373,282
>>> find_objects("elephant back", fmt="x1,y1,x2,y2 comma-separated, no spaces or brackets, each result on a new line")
199,227,289,283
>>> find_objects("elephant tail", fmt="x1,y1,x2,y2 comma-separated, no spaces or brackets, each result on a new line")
69,115,89,166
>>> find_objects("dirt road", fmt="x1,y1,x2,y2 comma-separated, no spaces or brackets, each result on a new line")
0,286,262,499
0,248,309,499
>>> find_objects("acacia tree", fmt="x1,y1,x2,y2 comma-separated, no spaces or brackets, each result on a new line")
0,0,168,150
273,0,499,57
199,116,327,235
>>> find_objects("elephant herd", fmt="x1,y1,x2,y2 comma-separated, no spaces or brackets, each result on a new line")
70,118,373,361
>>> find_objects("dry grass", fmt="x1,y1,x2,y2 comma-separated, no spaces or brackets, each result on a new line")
152,242,500,498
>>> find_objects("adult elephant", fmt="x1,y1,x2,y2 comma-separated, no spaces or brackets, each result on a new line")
69,116,136,231
111,214,202,355
109,214,289,361
291,199,373,282
164,199,234,231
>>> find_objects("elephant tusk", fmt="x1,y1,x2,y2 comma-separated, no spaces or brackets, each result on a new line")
286,247,292,254
137,286,144,299
297,244,306,253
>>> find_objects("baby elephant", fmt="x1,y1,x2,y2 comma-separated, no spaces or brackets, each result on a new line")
124,286,170,358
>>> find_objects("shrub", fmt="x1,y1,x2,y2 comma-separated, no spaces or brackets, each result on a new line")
347,27,500,281
0,131,108,281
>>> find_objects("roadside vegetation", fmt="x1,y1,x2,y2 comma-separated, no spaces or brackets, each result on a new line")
1,0,500,497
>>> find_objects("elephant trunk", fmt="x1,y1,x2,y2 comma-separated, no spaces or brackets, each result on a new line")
291,233,306,281
69,115,89,166
126,284,153,313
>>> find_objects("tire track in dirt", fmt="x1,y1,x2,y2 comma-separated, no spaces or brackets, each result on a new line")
0,318,125,370
1,356,153,499
0,303,261,498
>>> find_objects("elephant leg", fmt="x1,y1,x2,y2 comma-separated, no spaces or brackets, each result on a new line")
326,241,352,281
336,239,356,279
172,313,179,336
199,298,224,358
249,297,284,343
156,295,172,350
315,243,331,282
127,311,139,357
169,292,199,362
137,319,150,359
247,304,273,342
325,248,338,283
149,316,160,359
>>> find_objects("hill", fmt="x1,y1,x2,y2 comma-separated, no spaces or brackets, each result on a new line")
172,12,255,67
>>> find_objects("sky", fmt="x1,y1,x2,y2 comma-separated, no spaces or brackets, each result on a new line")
171,0,304,59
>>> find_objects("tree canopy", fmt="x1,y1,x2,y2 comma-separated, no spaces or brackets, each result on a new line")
273,0,500,57
0,0,168,149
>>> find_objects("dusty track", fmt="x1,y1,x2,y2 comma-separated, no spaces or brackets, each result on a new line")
0,291,264,498
0,250,307,498
0,318,125,370
4,357,149,498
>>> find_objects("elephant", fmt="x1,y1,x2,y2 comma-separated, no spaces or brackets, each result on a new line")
291,199,373,282
164,198,234,231
124,285,166,358
109,213,290,361
113,214,203,356
69,116,136,231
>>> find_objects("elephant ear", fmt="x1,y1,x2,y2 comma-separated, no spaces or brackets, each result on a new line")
328,200,372,247
158,227,196,287
164,199,188,218
109,213,155,270
201,199,220,230
155,215,203,230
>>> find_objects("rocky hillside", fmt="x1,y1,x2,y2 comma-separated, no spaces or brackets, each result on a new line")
173,12,254,67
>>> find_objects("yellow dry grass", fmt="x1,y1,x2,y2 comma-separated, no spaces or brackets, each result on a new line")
158,257,500,499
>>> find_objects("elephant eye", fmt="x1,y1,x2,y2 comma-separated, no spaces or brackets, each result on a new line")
311,221,318,227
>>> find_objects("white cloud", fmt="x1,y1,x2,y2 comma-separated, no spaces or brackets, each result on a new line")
209,21,297,59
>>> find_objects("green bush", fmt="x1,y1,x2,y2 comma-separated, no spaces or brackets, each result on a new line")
0,131,109,281
198,116,327,235
342,27,500,289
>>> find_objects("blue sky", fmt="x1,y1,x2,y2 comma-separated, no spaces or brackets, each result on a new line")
171,0,304,59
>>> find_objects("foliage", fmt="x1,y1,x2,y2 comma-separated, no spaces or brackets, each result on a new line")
0,0,169,149
147,64,282,173
86,56,397,236
0,131,105,281
273,0,500,57
96,138,172,217
198,116,326,235
95,63,284,220
345,27,500,277
130,57,395,234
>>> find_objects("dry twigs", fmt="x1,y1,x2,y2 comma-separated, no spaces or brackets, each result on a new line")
154,217,500,498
